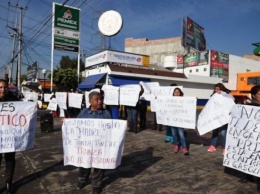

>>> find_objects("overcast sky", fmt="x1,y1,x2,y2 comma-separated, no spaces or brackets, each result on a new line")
0,0,259,78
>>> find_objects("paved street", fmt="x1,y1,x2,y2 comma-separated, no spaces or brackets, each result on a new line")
0,111,259,194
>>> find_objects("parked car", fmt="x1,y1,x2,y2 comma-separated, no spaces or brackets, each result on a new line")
233,95,250,104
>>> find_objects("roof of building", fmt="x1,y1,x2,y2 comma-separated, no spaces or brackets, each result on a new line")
108,64,187,79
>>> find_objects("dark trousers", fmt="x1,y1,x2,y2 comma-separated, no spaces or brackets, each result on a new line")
0,152,16,183
126,107,138,132
153,112,162,130
78,167,104,188
139,110,146,129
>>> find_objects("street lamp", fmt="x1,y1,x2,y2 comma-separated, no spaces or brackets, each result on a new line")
42,69,46,93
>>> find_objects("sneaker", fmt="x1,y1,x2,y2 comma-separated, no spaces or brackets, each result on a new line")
222,149,225,156
207,145,216,152
77,182,86,190
182,148,189,155
173,145,179,153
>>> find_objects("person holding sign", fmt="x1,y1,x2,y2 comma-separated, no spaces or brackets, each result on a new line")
207,83,232,155
76,91,111,194
0,79,20,194
171,88,189,155
237,85,260,191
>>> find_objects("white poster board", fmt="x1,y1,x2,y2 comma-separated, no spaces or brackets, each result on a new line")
69,93,83,109
197,92,235,135
102,85,119,105
139,81,160,101
44,93,52,102
56,92,67,110
0,102,37,153
23,91,38,101
119,85,140,106
155,96,197,129
223,105,260,178
150,86,183,112
47,98,57,111
62,119,127,169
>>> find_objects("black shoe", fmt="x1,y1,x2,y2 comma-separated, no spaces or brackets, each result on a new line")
92,187,102,194
77,182,86,190
127,130,133,132
6,182,13,194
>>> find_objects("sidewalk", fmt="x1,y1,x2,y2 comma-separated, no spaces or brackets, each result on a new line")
0,112,259,194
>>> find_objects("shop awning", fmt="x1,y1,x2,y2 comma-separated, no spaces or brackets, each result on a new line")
109,75,150,86
78,73,106,89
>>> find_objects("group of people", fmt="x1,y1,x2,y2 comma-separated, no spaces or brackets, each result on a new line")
1,77,260,193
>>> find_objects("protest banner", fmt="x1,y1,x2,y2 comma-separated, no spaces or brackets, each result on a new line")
139,81,159,101
223,105,260,178
197,92,235,135
155,96,197,129
102,85,119,105
56,92,67,109
150,86,183,112
0,102,37,153
44,93,52,102
23,91,38,101
47,98,57,111
62,119,127,169
69,93,83,109
119,85,140,106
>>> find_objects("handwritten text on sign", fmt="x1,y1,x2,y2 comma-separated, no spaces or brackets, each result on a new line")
197,92,235,135
0,102,37,153
62,119,127,169
224,105,260,177
102,85,119,105
119,85,140,106
155,96,197,129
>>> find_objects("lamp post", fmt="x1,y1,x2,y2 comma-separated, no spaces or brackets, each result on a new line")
42,69,46,93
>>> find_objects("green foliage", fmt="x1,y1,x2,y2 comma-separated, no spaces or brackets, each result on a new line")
51,55,85,91
53,68,78,91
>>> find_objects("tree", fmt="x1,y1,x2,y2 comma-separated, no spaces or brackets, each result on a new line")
51,56,85,91
59,55,85,71
53,68,78,91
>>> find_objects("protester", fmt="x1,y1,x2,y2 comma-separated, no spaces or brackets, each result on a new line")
76,91,111,194
0,79,20,194
138,86,147,130
207,83,232,155
171,87,189,155
238,85,260,191
126,86,142,134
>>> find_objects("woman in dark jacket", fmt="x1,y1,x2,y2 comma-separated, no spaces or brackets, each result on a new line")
0,79,20,194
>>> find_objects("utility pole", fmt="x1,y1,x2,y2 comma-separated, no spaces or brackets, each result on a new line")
9,3,27,90
7,18,18,84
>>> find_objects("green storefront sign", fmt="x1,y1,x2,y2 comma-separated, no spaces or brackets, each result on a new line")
54,4,80,31
54,36,79,46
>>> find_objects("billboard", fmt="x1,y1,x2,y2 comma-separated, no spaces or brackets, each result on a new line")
85,50,150,68
176,51,209,69
210,50,229,82
182,17,206,51
27,62,38,81
53,3,80,52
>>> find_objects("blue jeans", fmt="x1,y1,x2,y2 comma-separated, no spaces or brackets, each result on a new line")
126,106,138,131
171,127,187,148
211,124,228,148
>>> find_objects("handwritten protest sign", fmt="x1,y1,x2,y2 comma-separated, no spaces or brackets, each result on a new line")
56,92,67,110
0,102,37,153
223,105,260,178
197,92,235,135
150,86,183,112
119,85,140,106
69,93,83,109
102,85,119,105
23,91,38,101
47,98,57,111
139,81,159,101
155,96,197,129
62,119,127,169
